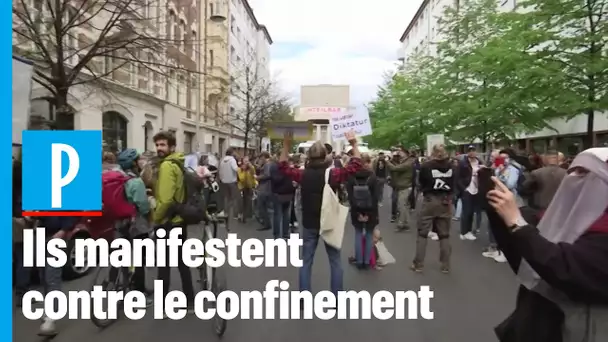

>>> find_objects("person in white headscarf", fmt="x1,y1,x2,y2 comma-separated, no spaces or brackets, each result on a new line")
485,148,608,342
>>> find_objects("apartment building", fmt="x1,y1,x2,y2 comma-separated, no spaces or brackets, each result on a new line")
296,84,352,152
228,0,273,153
199,0,233,154
396,0,607,152
12,0,238,154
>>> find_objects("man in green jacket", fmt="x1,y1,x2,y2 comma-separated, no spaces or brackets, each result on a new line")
152,131,195,312
386,147,415,231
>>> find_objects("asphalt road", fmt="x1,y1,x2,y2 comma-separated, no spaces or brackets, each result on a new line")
14,193,518,342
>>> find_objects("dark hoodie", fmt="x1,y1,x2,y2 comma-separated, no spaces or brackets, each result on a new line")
419,158,455,196
346,169,379,228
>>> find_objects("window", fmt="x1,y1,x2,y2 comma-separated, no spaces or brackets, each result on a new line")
192,31,197,59
237,27,241,41
102,112,128,152
178,73,187,106
184,132,194,153
180,20,186,51
209,49,214,66
29,98,74,130
189,75,197,110
168,70,177,103
230,15,235,33
168,11,175,40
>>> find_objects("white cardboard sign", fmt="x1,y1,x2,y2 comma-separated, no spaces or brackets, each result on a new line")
330,110,372,141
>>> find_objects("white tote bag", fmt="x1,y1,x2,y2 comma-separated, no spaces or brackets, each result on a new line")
319,168,349,249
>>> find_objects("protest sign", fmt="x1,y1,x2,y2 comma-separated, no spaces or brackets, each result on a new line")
267,122,313,140
330,110,372,141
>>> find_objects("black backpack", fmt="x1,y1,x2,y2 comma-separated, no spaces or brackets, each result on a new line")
352,176,374,211
165,160,206,225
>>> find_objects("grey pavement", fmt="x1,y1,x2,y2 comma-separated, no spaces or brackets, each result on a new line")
14,192,518,342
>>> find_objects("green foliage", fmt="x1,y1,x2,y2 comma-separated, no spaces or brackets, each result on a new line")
368,0,608,149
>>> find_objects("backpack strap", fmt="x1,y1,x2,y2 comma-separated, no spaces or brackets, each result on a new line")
324,167,331,185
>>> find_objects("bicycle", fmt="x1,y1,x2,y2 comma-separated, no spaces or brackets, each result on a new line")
197,212,228,337
90,224,140,328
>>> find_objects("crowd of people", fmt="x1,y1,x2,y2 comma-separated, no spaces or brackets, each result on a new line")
12,128,608,341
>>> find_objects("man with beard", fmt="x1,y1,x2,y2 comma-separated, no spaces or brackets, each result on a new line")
411,144,454,273
152,131,195,314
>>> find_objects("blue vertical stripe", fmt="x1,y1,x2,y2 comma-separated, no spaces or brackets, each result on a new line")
4,0,14,339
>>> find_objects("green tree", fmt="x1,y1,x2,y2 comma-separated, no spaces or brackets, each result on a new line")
431,0,559,150
503,0,608,148
368,54,445,149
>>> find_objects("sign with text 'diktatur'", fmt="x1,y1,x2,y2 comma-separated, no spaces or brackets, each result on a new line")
21,130,103,216
330,110,372,141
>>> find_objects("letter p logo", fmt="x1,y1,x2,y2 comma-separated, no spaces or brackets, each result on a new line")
51,143,80,208
21,130,103,216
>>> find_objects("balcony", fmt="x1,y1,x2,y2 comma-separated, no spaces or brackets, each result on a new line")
206,22,228,42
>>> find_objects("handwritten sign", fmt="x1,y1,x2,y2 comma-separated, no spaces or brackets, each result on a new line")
330,111,372,141
267,121,313,140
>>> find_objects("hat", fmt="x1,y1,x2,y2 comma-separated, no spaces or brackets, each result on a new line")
467,145,476,151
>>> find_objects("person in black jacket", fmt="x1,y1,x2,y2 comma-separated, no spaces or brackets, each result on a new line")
485,148,608,342
411,145,454,273
270,159,295,239
346,154,378,269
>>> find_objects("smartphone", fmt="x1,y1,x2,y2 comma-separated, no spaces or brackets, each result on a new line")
478,167,495,195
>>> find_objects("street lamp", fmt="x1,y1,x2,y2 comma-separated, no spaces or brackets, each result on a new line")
195,0,226,152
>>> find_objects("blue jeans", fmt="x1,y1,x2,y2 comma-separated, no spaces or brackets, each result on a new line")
257,192,273,229
299,227,343,296
354,226,374,265
272,196,291,239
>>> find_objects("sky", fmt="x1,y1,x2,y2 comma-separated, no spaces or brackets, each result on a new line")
248,0,423,108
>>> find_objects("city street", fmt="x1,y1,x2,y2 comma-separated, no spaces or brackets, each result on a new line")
14,201,518,342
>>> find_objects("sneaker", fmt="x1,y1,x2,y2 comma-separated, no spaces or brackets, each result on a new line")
216,210,227,218
482,248,500,259
390,217,396,223
493,251,507,263
410,262,423,273
395,226,410,232
428,232,439,241
38,317,57,337
452,217,460,221
440,266,450,274
460,232,477,241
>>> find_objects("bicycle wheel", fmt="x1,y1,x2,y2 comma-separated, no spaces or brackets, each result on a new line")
212,267,228,337
90,266,125,328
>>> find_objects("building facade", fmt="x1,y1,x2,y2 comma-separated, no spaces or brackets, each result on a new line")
396,0,608,152
228,0,273,153
12,0,238,155
199,0,232,154
296,85,351,152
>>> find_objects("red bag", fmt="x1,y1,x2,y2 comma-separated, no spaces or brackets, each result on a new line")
102,171,137,219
